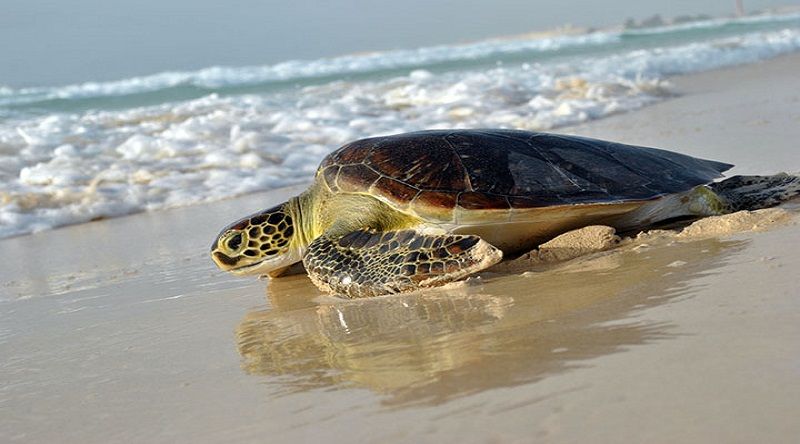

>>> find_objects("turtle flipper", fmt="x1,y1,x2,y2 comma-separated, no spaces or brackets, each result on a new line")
302,229,502,298
709,173,800,211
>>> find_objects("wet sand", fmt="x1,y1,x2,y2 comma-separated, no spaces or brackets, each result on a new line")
2,54,800,443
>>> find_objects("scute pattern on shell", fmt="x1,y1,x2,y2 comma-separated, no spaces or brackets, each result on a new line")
318,129,733,215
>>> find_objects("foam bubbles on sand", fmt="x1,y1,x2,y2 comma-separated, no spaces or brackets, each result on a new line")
1,26,800,238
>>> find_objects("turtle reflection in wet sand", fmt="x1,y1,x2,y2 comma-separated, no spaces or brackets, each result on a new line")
235,235,740,405
211,129,800,298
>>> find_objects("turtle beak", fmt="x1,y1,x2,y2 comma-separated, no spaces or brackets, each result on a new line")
220,249,304,277
211,250,240,270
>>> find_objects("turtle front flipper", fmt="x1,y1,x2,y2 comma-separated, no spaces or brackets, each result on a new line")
302,229,502,298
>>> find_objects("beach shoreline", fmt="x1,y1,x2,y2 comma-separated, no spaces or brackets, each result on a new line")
2,54,800,443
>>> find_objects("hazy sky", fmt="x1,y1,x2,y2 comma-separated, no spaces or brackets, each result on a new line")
1,0,796,86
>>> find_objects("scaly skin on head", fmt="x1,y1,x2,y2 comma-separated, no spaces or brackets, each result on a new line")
210,182,422,278
210,197,306,277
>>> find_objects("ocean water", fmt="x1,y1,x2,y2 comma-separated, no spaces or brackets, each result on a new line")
1,13,799,238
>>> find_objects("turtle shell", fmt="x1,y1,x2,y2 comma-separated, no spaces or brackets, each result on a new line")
318,129,732,223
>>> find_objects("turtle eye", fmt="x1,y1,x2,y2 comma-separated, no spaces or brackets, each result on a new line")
227,233,243,250
220,230,247,254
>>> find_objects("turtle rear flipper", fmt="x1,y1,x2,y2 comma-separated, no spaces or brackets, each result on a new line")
709,173,800,211
303,229,502,298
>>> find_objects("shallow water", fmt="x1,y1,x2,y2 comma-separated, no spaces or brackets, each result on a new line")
238,235,742,408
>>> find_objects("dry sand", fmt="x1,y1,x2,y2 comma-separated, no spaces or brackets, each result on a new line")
2,54,800,443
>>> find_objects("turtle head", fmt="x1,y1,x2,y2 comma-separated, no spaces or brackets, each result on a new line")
211,203,302,277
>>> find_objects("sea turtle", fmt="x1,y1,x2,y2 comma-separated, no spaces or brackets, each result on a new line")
211,129,799,298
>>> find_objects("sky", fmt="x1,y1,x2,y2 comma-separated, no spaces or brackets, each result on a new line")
1,0,797,87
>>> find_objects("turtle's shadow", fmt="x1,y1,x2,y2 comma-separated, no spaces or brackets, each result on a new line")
235,235,744,408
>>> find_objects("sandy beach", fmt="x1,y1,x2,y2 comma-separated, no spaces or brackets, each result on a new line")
2,53,800,443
